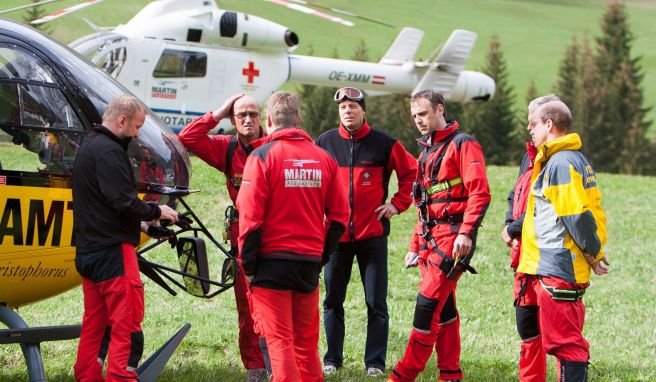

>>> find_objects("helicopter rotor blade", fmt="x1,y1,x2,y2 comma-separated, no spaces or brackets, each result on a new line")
265,0,354,27
0,0,62,15
288,0,396,28
31,0,103,25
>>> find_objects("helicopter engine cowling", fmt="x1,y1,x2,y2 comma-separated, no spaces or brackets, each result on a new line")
443,70,496,102
215,11,299,51
114,5,299,52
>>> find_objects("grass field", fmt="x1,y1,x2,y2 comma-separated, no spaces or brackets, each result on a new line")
1,151,655,381
1,0,655,136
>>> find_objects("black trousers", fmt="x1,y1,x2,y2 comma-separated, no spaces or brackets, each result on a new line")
323,236,389,370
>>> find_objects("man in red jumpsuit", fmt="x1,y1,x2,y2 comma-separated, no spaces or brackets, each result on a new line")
237,91,349,382
179,94,269,381
388,90,490,382
501,94,560,382
73,95,178,381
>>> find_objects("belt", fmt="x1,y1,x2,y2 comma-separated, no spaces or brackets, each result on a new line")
539,279,585,302
425,212,464,226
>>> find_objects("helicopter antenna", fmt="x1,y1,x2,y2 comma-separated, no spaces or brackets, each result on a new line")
31,0,103,25
287,0,396,28
0,0,61,15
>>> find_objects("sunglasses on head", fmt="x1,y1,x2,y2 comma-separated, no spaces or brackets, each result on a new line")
334,87,364,103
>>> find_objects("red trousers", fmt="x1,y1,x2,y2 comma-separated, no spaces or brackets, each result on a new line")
251,286,323,382
514,273,546,382
233,250,266,369
536,277,589,363
74,244,144,382
391,261,462,382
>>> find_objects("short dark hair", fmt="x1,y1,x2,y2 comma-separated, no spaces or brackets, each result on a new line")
538,101,572,132
411,89,446,114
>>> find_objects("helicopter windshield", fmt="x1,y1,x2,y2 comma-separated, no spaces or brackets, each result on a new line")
0,32,190,192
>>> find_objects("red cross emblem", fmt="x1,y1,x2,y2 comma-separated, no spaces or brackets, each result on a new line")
242,61,260,84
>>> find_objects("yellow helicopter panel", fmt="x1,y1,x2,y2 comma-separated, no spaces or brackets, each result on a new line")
0,183,79,308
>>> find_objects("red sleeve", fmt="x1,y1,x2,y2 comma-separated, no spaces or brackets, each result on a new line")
388,141,417,213
236,154,269,274
458,140,491,237
178,112,231,171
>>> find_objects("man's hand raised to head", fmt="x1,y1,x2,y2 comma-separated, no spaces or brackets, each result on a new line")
212,93,246,122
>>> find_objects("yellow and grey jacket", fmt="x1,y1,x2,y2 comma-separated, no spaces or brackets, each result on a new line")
517,133,607,284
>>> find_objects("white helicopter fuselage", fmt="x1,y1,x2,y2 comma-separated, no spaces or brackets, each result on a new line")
70,0,495,133
100,37,290,132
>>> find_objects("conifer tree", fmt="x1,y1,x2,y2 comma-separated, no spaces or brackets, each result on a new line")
588,1,652,174
556,37,583,131
464,36,517,165
23,0,51,34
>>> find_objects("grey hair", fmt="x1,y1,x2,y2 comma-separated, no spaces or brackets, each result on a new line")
537,100,572,131
528,94,560,114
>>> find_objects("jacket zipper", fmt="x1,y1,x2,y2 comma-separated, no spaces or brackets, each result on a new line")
349,136,355,241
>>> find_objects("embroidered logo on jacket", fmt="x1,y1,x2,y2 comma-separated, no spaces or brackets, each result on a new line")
284,159,322,188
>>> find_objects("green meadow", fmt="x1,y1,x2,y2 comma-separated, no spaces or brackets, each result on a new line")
1,0,656,133
1,152,655,381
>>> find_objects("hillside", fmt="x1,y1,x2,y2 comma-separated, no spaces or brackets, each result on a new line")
2,0,655,135
1,0,655,134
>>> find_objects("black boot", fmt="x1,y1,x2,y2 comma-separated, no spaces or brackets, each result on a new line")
560,360,588,382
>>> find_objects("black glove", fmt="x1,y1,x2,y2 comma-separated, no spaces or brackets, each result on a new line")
147,225,175,239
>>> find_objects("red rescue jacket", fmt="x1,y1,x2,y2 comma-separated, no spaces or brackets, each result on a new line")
237,128,350,275
505,142,537,269
408,121,491,253
315,121,416,242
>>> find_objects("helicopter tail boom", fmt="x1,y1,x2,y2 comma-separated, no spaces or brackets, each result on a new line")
288,28,494,101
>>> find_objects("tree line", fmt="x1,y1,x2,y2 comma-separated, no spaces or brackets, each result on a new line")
297,2,654,175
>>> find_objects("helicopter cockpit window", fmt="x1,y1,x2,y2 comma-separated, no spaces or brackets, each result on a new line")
0,46,57,83
0,45,83,175
153,49,207,78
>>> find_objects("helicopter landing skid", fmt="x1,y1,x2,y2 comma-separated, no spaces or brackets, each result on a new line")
0,304,81,382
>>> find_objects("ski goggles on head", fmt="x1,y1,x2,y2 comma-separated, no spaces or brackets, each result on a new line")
334,87,364,103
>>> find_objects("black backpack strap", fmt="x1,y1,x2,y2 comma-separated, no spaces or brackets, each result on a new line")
419,130,461,185
225,135,239,190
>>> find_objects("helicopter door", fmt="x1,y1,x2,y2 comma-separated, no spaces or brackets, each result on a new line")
149,48,208,131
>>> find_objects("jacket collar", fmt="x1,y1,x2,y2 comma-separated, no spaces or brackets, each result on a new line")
338,120,371,140
535,133,582,164
95,124,131,151
250,127,313,150
417,120,459,148
526,141,537,165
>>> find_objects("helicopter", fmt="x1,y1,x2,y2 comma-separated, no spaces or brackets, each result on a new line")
0,17,238,381
42,0,496,133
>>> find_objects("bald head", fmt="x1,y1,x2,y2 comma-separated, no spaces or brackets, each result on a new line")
233,95,259,113
231,94,262,143
537,100,572,132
